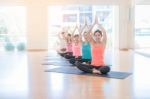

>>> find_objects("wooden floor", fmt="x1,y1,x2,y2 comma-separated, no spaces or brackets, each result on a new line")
0,49,150,99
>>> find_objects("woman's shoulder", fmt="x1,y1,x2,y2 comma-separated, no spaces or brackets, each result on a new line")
91,42,104,47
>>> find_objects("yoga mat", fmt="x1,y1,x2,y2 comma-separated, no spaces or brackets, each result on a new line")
45,67,132,79
44,60,70,63
42,62,73,66
44,58,69,61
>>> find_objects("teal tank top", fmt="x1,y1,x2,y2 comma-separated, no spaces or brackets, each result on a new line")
82,42,91,59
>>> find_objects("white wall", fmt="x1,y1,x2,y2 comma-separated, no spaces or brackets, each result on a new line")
26,0,48,50
0,0,135,50
45,0,128,5
119,1,135,49
136,0,150,4
0,0,25,5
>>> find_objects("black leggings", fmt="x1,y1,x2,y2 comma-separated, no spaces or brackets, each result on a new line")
58,52,66,57
69,56,82,65
69,58,91,65
78,59,91,64
76,62,110,74
64,52,73,59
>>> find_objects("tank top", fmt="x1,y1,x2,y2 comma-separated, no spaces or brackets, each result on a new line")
82,42,91,59
66,42,72,52
91,43,105,66
73,42,81,57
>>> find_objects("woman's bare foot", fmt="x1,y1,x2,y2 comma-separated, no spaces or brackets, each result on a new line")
75,61,78,65
92,69,101,74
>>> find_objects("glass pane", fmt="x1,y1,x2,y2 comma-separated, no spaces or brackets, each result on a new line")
48,5,114,50
0,6,26,51
135,5,150,48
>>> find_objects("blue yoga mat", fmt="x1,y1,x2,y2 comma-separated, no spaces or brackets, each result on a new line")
42,61,74,66
45,67,132,79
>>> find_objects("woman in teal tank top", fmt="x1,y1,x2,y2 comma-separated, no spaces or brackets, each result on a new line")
82,42,91,59
80,32,91,64
76,19,92,64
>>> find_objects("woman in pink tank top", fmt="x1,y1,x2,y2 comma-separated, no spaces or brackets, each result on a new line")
72,34,81,58
69,25,82,65
56,29,73,58
66,34,73,53
63,33,74,59
76,16,110,74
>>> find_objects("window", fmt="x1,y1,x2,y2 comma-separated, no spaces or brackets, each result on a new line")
135,5,150,48
0,6,26,51
48,5,114,50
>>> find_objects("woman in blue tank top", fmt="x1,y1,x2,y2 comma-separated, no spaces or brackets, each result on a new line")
80,32,91,64
75,19,92,64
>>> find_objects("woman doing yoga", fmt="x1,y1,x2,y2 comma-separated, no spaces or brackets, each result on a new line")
76,17,110,74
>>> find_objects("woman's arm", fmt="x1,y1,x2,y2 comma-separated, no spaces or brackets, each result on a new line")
88,16,98,44
79,26,83,42
80,18,89,42
81,18,88,33
97,23,107,48
58,31,64,41
71,25,77,42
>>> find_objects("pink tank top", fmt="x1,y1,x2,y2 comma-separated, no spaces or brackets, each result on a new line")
73,43,81,57
66,42,72,52
91,43,105,66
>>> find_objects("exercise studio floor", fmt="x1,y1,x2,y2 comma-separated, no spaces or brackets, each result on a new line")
0,49,150,99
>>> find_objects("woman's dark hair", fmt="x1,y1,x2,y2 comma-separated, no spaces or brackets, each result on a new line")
67,33,71,36
67,33,72,43
73,34,79,38
94,29,102,36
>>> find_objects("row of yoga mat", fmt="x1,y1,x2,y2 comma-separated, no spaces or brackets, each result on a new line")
43,54,132,79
